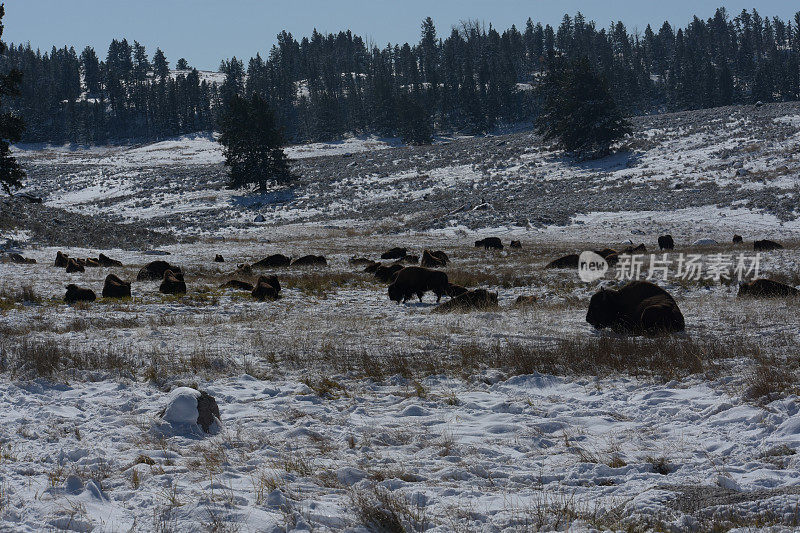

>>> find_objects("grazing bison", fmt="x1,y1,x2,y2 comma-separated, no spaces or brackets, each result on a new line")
159,270,187,295
65,258,85,273
445,283,469,298
546,254,579,269
421,249,448,268
214,254,225,263
388,267,449,303
475,237,503,250
102,274,131,298
7,253,36,264
586,281,685,335
753,239,783,251
375,263,404,283
510,240,522,249
98,253,123,267
381,247,407,260
54,251,70,268
434,289,499,313
738,279,799,298
291,255,327,267
252,275,281,300
349,256,374,266
732,234,743,244
658,235,675,250
220,279,255,291
138,260,182,281
64,284,96,304
253,254,290,268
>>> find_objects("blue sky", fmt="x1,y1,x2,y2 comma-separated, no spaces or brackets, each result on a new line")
4,1,798,71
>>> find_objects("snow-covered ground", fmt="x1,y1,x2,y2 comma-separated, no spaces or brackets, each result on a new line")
2,102,800,531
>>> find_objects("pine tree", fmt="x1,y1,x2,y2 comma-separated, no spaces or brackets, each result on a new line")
398,87,433,144
0,5,25,194
176,58,189,70
217,93,292,191
536,56,631,158
153,48,169,79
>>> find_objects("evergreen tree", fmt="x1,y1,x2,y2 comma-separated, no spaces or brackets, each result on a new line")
536,56,631,158
176,58,189,70
0,5,25,194
217,93,292,191
153,48,169,79
398,87,433,144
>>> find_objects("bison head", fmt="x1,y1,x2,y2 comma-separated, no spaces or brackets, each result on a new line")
585,287,619,329
388,283,403,303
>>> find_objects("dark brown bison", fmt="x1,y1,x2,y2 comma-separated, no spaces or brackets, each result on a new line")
138,260,182,281
738,279,799,298
381,247,407,260
65,258,85,273
253,254,291,268
399,254,419,264
375,263,404,283
658,235,675,250
102,274,131,298
546,254,579,269
65,284,96,304
98,253,123,267
214,254,225,263
219,279,254,291
753,239,783,251
586,281,685,334
235,263,253,276
421,250,448,268
84,258,101,268
388,267,449,303
732,234,743,244
622,243,647,255
54,251,70,268
363,261,381,273
349,256,374,266
159,270,186,295
291,255,327,267
475,237,503,250
445,283,468,298
510,240,522,249
434,289,499,313
252,275,281,300
7,253,36,264
595,248,619,267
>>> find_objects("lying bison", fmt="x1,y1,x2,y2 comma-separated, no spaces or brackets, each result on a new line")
363,261,381,273
586,281,685,335
399,254,419,264
84,258,101,268
375,263,404,283
159,270,186,295
622,243,647,255
658,235,675,250
421,249,448,268
510,240,522,249
214,254,225,263
445,283,468,298
98,253,123,267
738,279,799,298
388,267,449,303
434,289,498,313
349,256,375,266
546,254,579,269
65,284,96,304
732,234,743,244
252,275,281,300
102,274,131,298
138,260,182,281
6,253,36,264
381,247,407,260
65,258,85,273
291,255,327,267
54,251,70,268
253,254,290,268
220,279,254,291
475,237,503,250
753,239,783,251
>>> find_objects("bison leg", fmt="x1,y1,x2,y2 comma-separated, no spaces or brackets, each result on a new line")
417,291,424,302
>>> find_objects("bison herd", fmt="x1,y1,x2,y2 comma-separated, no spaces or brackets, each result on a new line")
2,232,795,336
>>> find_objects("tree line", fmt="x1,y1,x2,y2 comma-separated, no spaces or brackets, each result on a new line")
2,7,800,145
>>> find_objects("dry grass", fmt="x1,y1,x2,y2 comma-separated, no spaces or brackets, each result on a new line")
745,354,798,402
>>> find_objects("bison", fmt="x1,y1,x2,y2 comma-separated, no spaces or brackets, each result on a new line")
475,237,503,250
622,243,647,255
363,261,381,273
138,260,182,281
732,234,743,244
399,254,419,264
54,251,70,268
381,247,407,260
98,253,123,267
546,254,579,269
510,240,522,249
375,263,404,283
253,254,290,268
586,280,685,335
753,239,783,251
65,258,85,273
220,279,255,291
84,258,101,268
214,254,225,263
64,284,96,304
445,283,469,298
388,267,449,303
159,270,186,295
737,279,799,298
349,256,375,266
434,289,499,313
658,235,675,250
291,255,327,267
102,274,131,298
421,250,448,268
7,253,35,264
252,275,281,300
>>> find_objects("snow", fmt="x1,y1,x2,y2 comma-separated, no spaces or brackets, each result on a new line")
160,387,201,426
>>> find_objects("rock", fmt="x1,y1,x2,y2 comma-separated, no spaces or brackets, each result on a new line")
692,238,718,246
64,475,84,495
161,387,220,433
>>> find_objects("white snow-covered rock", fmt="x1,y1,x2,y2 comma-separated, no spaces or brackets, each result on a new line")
692,238,718,245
